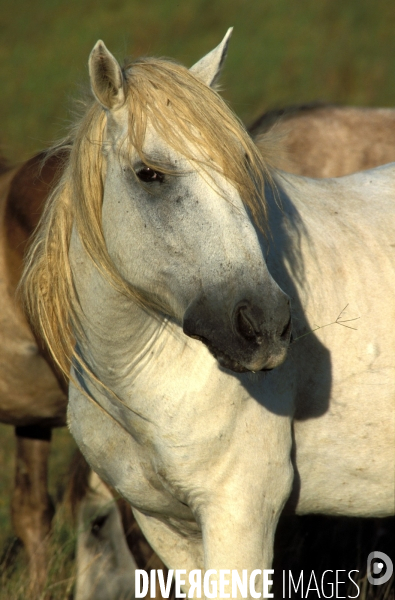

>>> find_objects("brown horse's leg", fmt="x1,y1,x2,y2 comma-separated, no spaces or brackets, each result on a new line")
11,426,54,596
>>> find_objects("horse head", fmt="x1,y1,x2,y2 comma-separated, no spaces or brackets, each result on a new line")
86,33,291,373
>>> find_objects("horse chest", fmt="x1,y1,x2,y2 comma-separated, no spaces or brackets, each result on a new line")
68,357,235,512
69,353,294,528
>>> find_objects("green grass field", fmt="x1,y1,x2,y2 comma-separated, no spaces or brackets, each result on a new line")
0,0,395,162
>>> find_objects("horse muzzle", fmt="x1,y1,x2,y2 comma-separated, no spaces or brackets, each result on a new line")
183,293,292,373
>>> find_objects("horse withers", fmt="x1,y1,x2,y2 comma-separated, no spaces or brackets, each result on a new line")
21,30,394,598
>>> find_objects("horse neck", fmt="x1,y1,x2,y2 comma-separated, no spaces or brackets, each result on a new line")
68,224,232,425
69,227,165,385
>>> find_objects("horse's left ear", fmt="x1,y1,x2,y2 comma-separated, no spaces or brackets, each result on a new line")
89,40,126,110
190,28,233,88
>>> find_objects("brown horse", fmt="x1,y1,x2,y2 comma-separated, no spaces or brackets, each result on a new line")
2,101,395,595
249,102,395,177
0,149,68,595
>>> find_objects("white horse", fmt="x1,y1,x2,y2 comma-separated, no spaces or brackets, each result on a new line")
74,469,137,600
22,31,394,597
70,453,172,600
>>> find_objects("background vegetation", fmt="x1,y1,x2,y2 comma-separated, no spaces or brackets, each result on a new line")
0,0,394,597
0,0,395,162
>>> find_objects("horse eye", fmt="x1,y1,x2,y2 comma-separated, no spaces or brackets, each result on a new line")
91,514,108,536
136,166,165,183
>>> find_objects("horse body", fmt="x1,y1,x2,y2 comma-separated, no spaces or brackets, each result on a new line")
67,248,294,574
19,34,294,585
67,163,395,582
267,167,395,516
249,104,395,177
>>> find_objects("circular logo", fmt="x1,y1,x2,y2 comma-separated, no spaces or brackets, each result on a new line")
367,552,393,585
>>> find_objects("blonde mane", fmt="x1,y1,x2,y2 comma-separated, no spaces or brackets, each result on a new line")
21,56,269,381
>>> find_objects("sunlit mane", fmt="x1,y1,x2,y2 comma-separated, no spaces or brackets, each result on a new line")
21,55,270,380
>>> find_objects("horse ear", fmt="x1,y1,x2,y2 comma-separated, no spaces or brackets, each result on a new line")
89,40,126,110
190,28,233,88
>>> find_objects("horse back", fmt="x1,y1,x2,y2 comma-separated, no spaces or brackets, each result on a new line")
251,105,395,178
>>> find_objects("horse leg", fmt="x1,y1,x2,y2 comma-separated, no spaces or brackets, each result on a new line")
11,425,54,595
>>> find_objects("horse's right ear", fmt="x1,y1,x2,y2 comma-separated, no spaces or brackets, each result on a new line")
89,41,126,111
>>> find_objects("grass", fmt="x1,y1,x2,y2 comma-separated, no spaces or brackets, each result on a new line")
0,504,77,600
0,0,395,162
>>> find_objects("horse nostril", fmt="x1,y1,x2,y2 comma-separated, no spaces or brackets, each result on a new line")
280,316,292,341
235,305,263,344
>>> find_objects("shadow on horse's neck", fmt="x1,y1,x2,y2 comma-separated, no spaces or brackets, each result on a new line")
253,177,332,421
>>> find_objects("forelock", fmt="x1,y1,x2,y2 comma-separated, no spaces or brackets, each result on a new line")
122,57,268,228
